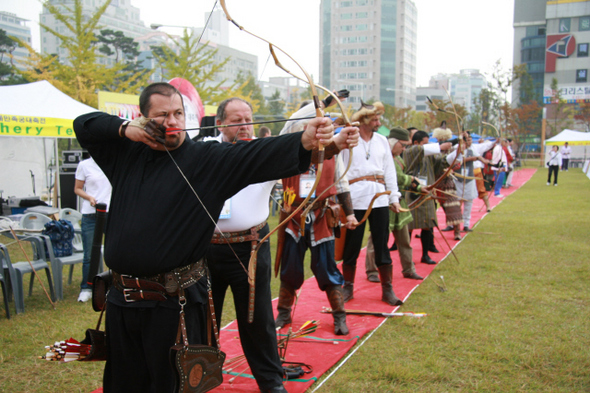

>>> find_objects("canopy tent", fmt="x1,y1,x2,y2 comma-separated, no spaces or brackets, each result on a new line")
0,81,96,202
544,129,590,146
544,129,590,165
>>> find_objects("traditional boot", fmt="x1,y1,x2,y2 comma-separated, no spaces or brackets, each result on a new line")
342,264,356,303
454,226,462,241
325,285,349,335
275,282,295,329
378,264,403,306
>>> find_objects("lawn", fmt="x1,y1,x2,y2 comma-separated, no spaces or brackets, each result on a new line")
1,167,589,392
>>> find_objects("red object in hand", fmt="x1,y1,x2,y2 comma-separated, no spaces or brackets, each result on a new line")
166,128,183,134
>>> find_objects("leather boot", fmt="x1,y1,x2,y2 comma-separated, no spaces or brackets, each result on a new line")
342,264,356,303
378,264,403,306
325,285,349,335
275,282,295,329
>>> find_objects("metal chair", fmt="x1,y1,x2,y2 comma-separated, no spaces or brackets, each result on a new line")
0,237,56,314
0,246,10,318
19,213,52,231
59,208,84,254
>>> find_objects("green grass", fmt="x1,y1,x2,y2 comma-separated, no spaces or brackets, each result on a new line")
1,167,589,392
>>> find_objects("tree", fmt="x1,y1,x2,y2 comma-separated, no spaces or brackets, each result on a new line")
574,102,590,132
547,78,574,137
97,29,139,63
14,0,148,107
425,98,469,133
150,29,247,106
0,29,26,85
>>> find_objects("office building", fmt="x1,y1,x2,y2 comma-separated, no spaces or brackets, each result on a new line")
319,0,417,107
513,0,590,107
0,11,32,71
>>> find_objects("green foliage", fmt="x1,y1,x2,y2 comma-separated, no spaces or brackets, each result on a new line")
0,29,27,85
382,104,430,130
14,0,149,107
97,29,139,62
150,29,247,106
547,78,574,137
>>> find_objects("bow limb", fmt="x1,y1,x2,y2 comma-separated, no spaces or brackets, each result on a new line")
352,191,391,227
221,0,327,322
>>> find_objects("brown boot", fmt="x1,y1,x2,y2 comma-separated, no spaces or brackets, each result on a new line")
378,264,403,306
326,285,349,335
275,282,295,328
342,264,356,303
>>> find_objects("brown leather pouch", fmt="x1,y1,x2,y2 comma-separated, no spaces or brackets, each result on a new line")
170,276,225,393
92,270,112,312
169,344,225,392
325,201,341,228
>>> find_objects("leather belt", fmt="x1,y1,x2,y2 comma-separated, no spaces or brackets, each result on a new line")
112,259,206,302
210,221,266,244
349,175,385,185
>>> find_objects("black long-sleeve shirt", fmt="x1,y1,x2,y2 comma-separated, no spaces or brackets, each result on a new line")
74,112,311,277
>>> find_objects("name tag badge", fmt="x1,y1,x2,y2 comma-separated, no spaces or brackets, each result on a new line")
219,198,231,219
299,174,316,198
417,176,428,186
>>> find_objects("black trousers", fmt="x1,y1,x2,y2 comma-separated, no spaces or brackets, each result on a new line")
104,299,207,393
343,207,392,268
207,224,284,391
562,158,569,170
548,165,559,184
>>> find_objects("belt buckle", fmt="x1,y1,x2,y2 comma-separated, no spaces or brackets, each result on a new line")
123,288,138,302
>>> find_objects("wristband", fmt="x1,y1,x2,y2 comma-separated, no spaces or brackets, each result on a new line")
120,121,130,138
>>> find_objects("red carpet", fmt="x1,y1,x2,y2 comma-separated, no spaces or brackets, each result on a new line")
91,169,536,393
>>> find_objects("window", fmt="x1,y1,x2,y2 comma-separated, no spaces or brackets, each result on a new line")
576,69,587,83
341,13,352,19
579,43,589,57
356,12,368,18
559,18,571,32
580,16,590,31
356,24,368,30
341,1,352,6
526,25,546,37
340,25,353,31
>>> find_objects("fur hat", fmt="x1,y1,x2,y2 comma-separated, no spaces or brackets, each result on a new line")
351,100,385,125
432,127,453,142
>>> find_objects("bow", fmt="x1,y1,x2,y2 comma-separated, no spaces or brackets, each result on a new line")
408,91,464,210
220,0,333,322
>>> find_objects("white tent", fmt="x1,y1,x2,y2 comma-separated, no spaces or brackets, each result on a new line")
545,129,590,146
0,81,96,202
544,129,590,166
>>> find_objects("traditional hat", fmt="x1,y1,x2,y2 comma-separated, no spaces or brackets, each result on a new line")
432,127,453,142
351,100,385,124
388,126,410,141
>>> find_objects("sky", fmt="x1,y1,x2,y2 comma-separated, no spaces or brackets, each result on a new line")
2,0,515,88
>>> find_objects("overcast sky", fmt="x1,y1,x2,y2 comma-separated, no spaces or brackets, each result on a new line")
3,0,515,88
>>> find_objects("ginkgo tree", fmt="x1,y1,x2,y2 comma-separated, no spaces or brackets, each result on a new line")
15,0,149,107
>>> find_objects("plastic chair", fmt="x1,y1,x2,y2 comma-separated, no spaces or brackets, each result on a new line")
37,235,84,301
60,208,84,253
0,247,10,318
0,237,56,314
20,213,52,231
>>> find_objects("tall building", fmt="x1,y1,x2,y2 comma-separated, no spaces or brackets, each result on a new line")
0,11,32,71
40,0,152,66
416,70,487,113
319,0,417,107
513,0,590,108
